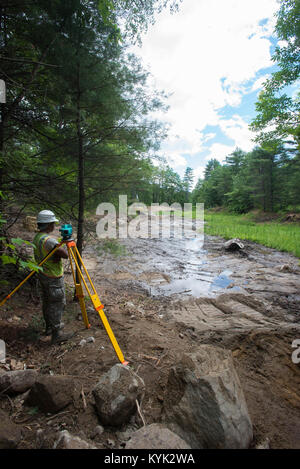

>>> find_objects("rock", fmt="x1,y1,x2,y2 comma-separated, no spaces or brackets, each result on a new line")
36,429,45,448
125,424,191,449
0,370,38,394
92,364,145,426
0,410,22,449
90,425,104,439
278,264,294,273
79,339,87,346
23,216,37,232
86,337,95,343
162,346,253,449
224,238,244,251
255,437,270,449
53,430,97,449
26,375,77,414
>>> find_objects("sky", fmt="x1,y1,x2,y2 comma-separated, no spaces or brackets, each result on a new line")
132,0,285,186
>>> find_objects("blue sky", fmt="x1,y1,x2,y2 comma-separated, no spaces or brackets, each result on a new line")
132,0,292,186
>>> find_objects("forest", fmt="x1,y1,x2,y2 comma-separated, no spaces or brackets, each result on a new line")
0,0,299,257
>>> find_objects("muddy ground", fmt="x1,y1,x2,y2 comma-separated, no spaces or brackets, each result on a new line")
0,214,300,449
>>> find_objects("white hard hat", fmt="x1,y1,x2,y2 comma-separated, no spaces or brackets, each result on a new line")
37,210,58,224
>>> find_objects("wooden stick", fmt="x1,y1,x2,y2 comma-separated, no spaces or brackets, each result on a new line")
136,399,146,427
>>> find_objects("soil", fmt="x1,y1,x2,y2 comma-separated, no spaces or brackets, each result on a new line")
0,213,300,449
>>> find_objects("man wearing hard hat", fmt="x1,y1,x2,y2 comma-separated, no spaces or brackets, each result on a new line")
33,210,73,345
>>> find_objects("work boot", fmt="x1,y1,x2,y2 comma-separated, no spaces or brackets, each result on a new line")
45,322,65,336
51,329,74,345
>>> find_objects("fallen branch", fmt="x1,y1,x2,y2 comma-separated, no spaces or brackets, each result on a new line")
45,410,72,422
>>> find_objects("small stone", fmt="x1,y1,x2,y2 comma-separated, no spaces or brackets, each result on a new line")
91,425,104,439
125,424,190,450
256,438,270,449
79,339,87,347
179,333,184,339
54,430,97,449
86,337,95,343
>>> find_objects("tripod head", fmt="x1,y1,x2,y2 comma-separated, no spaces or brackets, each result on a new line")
59,224,73,241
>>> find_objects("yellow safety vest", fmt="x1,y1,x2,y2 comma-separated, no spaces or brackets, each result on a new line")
33,232,63,278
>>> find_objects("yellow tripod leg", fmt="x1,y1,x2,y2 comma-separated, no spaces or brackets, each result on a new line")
0,243,63,308
67,244,90,329
92,294,128,366
66,241,128,365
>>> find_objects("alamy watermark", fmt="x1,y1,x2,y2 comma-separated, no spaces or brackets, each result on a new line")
96,196,204,243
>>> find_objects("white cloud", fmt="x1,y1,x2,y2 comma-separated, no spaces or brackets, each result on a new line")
133,0,279,166
218,115,256,151
251,75,270,92
164,152,187,168
205,143,236,164
193,165,206,183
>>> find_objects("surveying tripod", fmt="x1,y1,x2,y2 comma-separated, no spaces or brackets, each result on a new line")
0,224,128,366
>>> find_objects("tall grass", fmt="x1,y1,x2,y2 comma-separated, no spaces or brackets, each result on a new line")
203,211,300,258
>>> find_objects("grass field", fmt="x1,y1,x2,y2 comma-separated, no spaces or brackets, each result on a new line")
203,211,300,258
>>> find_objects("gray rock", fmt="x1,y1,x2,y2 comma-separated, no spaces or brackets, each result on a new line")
53,430,97,449
86,337,95,343
255,437,270,449
125,424,191,449
26,375,77,414
0,369,38,394
92,364,145,426
0,410,22,449
224,238,244,251
90,425,104,439
162,346,253,449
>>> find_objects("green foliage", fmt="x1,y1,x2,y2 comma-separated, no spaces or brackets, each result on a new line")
97,239,128,257
250,0,300,148
0,220,42,272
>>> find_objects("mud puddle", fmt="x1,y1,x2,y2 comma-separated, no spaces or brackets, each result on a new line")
84,212,299,315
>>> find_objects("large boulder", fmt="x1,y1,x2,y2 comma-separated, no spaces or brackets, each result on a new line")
125,424,190,449
0,410,22,449
162,346,253,449
92,364,145,426
25,375,77,414
0,370,38,395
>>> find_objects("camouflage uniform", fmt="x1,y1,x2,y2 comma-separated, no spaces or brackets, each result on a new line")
33,232,65,335
38,274,66,334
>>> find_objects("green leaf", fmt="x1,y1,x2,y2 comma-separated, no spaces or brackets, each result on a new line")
1,255,17,265
5,244,16,251
19,260,43,272
11,238,27,246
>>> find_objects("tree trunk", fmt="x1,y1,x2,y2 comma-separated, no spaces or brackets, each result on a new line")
75,61,84,289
